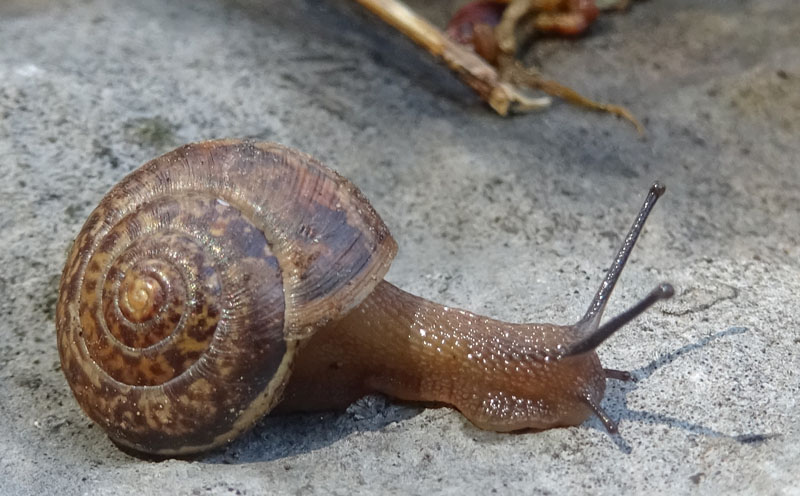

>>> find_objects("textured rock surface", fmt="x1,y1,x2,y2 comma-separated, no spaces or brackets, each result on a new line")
1,0,798,494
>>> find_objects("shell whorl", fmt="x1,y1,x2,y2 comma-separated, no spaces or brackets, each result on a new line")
56,140,397,454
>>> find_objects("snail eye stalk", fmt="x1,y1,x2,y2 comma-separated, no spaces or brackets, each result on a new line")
565,182,673,357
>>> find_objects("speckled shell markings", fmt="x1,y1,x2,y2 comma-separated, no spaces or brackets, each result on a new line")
56,140,397,455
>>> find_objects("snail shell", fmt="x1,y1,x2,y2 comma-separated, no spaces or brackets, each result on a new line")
56,140,397,455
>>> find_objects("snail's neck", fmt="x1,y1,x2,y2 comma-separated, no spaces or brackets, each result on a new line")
278,281,604,431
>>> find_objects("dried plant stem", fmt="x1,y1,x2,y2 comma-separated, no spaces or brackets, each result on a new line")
352,0,550,115
352,0,643,133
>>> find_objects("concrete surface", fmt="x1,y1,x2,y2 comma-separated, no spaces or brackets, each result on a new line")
1,0,798,494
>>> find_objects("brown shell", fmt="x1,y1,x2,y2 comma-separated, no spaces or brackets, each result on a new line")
55,140,397,455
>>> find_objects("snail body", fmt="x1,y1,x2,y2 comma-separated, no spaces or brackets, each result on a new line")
57,140,672,455
279,281,605,432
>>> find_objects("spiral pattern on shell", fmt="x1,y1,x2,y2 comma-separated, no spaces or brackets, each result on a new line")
56,140,397,455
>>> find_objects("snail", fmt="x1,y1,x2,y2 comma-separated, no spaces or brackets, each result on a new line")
56,139,673,456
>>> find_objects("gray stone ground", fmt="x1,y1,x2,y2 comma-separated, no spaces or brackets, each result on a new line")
1,0,798,494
